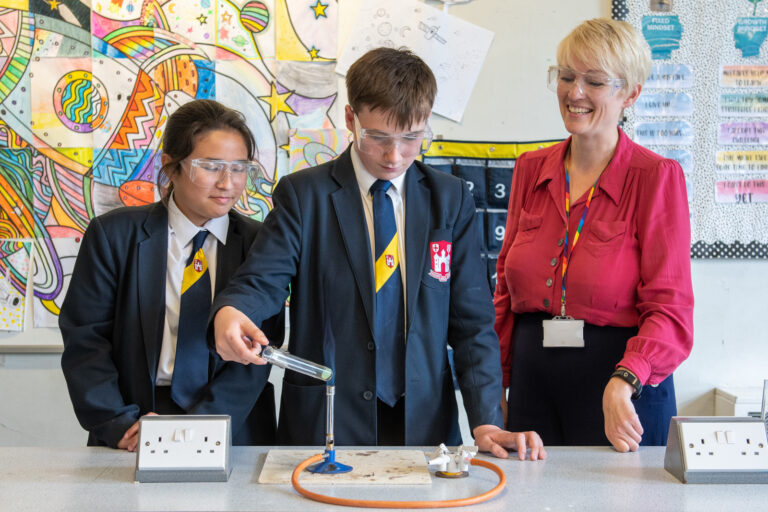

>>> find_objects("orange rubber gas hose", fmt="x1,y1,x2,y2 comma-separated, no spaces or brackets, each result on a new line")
290,453,507,508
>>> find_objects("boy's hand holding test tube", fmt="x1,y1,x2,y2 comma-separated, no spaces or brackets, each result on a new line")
213,305,270,364
213,304,333,381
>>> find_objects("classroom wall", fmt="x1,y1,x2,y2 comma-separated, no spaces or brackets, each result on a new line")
1,0,766,447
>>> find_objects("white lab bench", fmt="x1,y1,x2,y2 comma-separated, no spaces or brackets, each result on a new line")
2,446,767,511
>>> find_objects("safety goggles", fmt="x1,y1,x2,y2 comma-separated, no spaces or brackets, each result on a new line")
547,66,627,97
183,158,262,187
354,114,433,158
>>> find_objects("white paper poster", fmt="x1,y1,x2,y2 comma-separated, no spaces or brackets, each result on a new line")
336,0,494,122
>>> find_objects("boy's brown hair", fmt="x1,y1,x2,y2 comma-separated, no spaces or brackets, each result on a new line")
346,47,436,129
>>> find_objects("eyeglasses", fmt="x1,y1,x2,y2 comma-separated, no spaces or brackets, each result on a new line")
547,66,627,97
354,114,433,158
184,158,262,186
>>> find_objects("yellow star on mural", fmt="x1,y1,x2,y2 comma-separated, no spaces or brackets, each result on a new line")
196,13,208,25
259,83,296,121
308,46,320,60
311,0,328,19
221,12,232,24
48,0,61,10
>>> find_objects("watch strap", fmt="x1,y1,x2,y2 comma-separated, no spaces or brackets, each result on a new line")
611,368,642,400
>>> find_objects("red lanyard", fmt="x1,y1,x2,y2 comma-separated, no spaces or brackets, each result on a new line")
561,165,598,317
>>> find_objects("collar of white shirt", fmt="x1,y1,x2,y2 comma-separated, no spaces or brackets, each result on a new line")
167,194,229,248
350,144,407,198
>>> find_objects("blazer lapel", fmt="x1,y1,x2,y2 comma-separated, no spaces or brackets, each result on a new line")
404,164,429,334
330,149,375,339
137,202,168,386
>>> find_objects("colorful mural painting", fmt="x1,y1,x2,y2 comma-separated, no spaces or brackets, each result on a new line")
0,0,343,329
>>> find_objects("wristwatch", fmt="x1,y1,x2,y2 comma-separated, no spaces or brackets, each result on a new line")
611,368,642,400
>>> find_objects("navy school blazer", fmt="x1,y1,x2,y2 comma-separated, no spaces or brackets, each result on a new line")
211,147,504,446
60,202,284,447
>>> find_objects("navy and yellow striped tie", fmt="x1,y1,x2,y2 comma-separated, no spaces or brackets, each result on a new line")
171,230,211,410
370,179,405,407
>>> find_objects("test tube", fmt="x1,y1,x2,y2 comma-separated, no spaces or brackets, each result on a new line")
260,346,333,382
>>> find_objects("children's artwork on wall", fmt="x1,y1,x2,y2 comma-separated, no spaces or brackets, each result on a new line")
0,241,30,332
91,148,158,216
0,149,37,239
30,57,95,150
288,128,350,174
217,0,275,61
36,149,92,237
0,0,341,343
336,0,493,123
30,0,90,30
32,236,81,328
275,0,336,62
273,60,338,179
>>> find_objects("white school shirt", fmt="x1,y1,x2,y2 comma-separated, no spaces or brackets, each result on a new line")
155,195,229,386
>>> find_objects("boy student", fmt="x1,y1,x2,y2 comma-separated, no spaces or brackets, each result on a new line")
211,48,545,460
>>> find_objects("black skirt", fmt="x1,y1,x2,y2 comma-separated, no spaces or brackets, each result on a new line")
506,312,676,446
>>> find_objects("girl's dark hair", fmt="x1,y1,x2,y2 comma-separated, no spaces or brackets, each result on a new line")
157,99,256,203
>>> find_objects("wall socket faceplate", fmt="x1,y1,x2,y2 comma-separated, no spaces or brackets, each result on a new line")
134,415,232,483
664,416,768,484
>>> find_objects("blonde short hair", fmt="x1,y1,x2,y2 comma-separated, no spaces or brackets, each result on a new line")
557,18,652,90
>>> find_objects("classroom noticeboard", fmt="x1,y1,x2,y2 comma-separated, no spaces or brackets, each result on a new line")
616,0,768,259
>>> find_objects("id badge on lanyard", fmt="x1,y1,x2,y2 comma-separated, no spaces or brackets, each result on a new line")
542,165,598,349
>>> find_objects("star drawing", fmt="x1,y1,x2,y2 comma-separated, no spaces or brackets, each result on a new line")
258,83,296,121
311,0,328,19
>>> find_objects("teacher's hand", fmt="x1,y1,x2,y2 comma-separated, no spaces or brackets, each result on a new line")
603,377,643,452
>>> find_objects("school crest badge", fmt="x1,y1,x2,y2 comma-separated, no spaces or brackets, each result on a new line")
428,241,452,282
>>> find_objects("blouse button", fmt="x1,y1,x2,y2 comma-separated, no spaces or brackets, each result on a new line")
550,257,557,266
546,278,553,287
557,238,564,247
543,299,550,307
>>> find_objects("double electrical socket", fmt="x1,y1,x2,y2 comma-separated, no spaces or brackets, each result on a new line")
665,416,768,483
134,415,232,483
